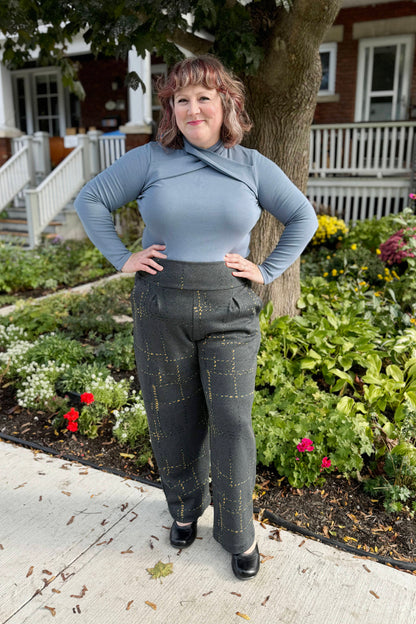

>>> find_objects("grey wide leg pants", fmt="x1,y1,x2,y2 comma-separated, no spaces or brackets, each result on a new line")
130,260,262,554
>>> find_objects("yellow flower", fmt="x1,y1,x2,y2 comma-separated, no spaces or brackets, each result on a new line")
392,270,400,280
331,269,338,276
351,244,357,251
374,292,381,297
411,318,416,324
326,255,331,260
361,266,368,271
376,249,381,255
377,274,383,279
323,272,329,277
340,269,344,274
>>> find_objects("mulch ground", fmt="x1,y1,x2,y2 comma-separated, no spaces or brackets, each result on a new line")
1,381,415,569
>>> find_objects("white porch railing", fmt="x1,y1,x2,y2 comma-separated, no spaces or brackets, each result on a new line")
98,134,126,169
310,121,416,177
0,145,34,211
307,177,410,225
25,143,85,248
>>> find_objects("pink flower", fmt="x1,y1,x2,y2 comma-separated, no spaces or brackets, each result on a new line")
67,421,78,432
409,193,416,200
321,456,331,469
63,407,79,422
296,438,314,453
80,392,95,404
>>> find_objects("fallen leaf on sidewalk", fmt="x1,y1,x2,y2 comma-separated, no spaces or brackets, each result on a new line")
44,606,56,616
261,595,270,607
70,585,87,599
67,516,75,526
236,612,250,620
121,547,134,554
61,491,71,496
269,529,281,542
26,566,34,577
145,601,157,610
230,592,241,597
260,554,274,563
202,591,213,597
146,561,173,581
126,600,134,610
370,590,379,599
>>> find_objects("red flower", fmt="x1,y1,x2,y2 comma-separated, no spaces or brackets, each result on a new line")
80,392,95,405
67,421,78,432
321,456,331,469
296,438,314,453
63,407,79,422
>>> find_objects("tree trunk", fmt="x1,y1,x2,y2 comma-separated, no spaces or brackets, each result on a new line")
243,0,342,318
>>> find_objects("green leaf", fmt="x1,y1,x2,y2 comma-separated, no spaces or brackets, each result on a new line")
405,391,416,410
146,560,173,581
386,364,403,383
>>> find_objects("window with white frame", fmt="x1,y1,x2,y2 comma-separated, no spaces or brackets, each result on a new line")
12,68,67,136
319,42,337,95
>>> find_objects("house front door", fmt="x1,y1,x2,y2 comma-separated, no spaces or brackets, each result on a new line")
355,35,414,122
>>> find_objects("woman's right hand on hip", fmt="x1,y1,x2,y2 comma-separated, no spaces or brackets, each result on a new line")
121,245,167,274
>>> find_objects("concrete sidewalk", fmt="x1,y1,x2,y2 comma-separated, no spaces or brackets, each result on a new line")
0,440,415,624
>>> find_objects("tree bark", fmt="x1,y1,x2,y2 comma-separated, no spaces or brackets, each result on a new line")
243,0,342,318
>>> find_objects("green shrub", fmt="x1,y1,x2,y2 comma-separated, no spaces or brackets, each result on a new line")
252,378,373,488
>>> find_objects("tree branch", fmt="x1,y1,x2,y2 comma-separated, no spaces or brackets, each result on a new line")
170,28,213,56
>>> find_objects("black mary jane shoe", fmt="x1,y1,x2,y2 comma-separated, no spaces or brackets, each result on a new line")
169,520,197,548
231,544,260,580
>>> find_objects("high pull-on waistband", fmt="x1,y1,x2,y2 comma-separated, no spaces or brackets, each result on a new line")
135,259,248,291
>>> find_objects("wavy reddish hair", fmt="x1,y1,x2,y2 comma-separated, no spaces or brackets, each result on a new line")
156,55,252,149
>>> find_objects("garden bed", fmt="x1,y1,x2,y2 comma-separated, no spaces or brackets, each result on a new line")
1,208,416,569
1,379,415,564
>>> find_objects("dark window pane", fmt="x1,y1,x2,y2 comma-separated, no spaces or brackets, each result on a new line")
37,97,49,116
372,46,395,91
320,52,330,91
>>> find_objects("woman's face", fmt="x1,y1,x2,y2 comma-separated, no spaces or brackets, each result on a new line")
173,84,224,149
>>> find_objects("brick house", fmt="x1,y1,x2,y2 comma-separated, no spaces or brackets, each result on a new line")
0,0,415,243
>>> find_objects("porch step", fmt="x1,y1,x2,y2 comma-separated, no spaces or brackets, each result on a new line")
0,217,63,242
0,230,28,238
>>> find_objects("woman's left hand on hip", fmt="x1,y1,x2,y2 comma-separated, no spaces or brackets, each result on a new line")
224,254,264,284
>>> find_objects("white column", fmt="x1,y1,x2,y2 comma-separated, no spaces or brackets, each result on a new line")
119,48,152,135
0,64,22,137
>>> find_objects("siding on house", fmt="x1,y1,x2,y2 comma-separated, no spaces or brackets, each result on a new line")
314,1,416,124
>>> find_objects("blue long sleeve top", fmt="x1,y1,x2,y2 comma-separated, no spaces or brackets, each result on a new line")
74,137,318,284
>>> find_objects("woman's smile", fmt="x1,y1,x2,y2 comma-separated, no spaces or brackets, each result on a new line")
173,85,224,149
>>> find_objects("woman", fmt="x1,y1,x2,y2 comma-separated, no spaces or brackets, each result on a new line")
75,55,317,580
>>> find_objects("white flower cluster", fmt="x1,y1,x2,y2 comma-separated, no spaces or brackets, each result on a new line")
112,394,148,442
16,362,69,409
88,373,131,408
0,324,28,348
0,339,34,370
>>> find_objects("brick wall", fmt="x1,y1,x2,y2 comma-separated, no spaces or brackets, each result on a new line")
73,54,129,132
314,1,416,124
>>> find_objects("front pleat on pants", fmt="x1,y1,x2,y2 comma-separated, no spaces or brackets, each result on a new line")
130,260,262,554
